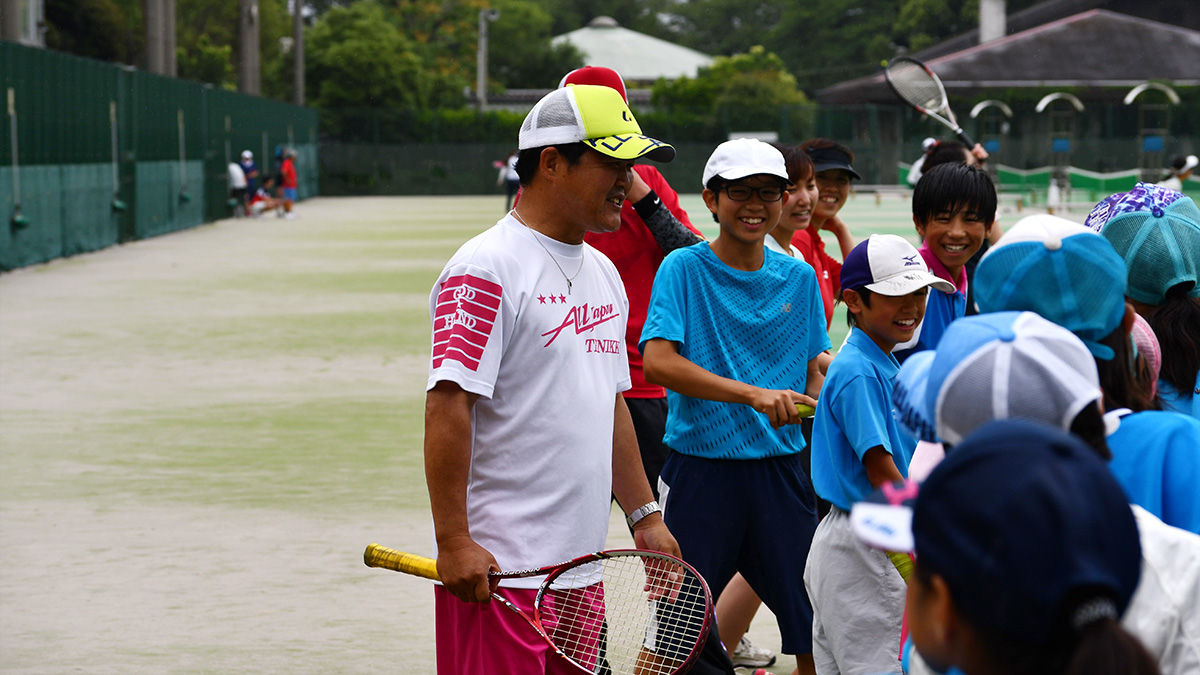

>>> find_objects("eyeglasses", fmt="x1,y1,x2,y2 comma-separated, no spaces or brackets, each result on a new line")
721,184,785,202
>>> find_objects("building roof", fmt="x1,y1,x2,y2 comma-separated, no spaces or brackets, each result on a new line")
913,0,1200,60
817,9,1200,104
550,16,714,83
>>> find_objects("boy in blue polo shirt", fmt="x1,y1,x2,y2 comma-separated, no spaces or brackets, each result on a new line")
641,138,830,674
893,162,997,363
805,234,955,674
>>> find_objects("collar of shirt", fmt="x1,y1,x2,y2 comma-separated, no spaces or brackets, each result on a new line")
918,242,967,294
847,326,901,376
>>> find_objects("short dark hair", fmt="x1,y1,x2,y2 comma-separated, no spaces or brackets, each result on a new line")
912,163,998,226
514,143,589,185
922,141,972,173
841,287,874,328
770,143,815,185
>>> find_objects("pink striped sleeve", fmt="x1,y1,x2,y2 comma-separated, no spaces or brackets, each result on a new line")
432,274,503,371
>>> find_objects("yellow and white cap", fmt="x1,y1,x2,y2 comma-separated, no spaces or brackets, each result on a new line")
518,85,674,162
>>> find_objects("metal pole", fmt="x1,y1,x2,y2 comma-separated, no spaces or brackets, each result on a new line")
476,9,499,112
239,0,261,95
9,88,19,207
293,0,305,105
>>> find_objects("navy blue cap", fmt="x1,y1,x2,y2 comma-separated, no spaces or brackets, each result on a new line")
913,420,1141,643
840,234,955,296
806,145,862,180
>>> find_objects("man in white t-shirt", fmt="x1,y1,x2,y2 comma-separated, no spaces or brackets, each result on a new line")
227,161,247,217
425,84,680,675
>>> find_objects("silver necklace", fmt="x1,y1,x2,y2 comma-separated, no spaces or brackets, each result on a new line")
510,209,585,295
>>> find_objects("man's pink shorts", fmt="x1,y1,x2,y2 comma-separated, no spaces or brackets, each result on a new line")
434,585,605,674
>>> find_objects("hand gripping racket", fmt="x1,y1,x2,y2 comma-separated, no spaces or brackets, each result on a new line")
884,57,976,148
364,543,713,675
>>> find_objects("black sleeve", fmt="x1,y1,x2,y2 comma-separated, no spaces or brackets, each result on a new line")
632,190,704,253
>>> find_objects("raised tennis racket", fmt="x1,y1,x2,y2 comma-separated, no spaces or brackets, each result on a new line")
364,543,712,675
884,57,976,148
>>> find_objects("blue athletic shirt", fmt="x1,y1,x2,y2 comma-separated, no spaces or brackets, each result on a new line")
812,328,916,512
1107,410,1200,535
640,243,830,460
1158,371,1200,420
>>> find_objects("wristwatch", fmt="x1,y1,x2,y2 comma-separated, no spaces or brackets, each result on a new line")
626,501,662,529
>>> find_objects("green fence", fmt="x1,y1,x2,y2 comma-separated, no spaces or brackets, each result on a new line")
1,42,318,271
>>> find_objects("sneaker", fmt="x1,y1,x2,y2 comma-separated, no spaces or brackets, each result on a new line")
731,636,776,668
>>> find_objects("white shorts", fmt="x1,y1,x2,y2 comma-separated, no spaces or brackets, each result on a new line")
804,508,906,675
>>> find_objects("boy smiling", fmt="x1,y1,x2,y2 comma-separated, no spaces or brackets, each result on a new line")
641,138,830,674
805,234,954,674
894,162,997,363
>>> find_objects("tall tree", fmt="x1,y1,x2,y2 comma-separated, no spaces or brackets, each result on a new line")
652,46,811,134
44,0,131,62
173,0,291,89
539,0,676,39
306,1,462,109
488,0,583,90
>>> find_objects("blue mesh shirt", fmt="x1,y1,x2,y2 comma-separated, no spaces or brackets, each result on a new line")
640,243,830,459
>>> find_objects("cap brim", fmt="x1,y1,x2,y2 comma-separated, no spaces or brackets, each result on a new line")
585,135,675,162
866,270,956,296
850,480,919,552
713,164,791,184
813,160,863,181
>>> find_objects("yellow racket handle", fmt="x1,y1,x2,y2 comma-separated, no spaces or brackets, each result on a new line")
795,403,816,418
364,543,441,581
886,551,914,582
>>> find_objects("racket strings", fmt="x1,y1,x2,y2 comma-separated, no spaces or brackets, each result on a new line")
539,555,708,675
888,63,945,112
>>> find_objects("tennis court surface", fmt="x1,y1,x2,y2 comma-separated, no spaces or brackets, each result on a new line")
0,193,1053,673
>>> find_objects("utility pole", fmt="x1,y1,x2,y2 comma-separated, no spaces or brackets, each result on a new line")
164,0,177,76
476,8,499,112
293,0,305,105
239,0,261,95
145,0,165,73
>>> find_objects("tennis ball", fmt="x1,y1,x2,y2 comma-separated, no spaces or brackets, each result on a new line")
880,59,888,67
795,403,816,418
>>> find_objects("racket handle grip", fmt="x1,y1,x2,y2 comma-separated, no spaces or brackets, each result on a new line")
364,543,442,581
886,550,915,581
795,402,816,418
954,128,976,150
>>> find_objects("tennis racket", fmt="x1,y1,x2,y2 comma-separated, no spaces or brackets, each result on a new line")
884,57,976,148
364,543,712,675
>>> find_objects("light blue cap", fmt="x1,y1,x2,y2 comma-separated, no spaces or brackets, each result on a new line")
892,311,1102,446
974,215,1126,360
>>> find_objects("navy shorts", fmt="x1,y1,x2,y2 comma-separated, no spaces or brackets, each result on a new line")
659,450,818,655
626,397,670,500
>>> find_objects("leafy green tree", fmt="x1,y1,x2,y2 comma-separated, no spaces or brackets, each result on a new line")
44,0,130,62
178,34,234,87
652,46,811,136
488,0,583,89
306,1,460,109
539,0,676,39
174,0,291,89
